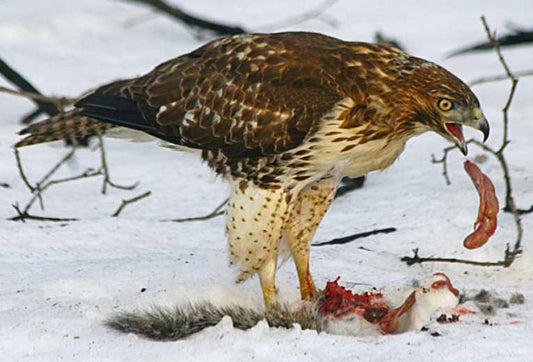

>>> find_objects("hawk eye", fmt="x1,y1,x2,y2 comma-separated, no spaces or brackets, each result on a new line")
437,98,454,111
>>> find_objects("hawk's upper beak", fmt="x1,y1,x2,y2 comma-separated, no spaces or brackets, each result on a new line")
475,117,490,143
445,115,489,156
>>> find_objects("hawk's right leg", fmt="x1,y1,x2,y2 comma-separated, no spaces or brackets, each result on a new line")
225,181,291,308
284,178,338,300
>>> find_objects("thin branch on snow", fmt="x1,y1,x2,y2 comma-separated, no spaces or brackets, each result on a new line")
112,191,152,217
125,0,246,35
401,247,522,267
313,227,397,246
164,198,228,223
15,147,77,211
125,0,340,38
0,85,73,112
14,148,38,193
12,139,139,221
98,135,139,194
469,69,533,87
10,203,78,223
0,57,61,123
410,16,529,268
10,148,103,222
256,0,339,31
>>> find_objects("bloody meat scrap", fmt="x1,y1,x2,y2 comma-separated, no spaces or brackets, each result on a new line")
463,160,499,249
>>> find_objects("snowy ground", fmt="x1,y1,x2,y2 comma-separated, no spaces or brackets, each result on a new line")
1,0,532,361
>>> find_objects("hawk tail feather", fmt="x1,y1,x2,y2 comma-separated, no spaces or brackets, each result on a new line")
15,78,163,148
15,109,114,147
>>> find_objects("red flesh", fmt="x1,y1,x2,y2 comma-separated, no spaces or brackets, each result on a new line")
319,277,388,321
463,160,499,249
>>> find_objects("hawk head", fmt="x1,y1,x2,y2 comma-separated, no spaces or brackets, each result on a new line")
397,58,489,155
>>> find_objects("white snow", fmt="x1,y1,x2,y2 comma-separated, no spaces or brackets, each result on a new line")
1,0,532,361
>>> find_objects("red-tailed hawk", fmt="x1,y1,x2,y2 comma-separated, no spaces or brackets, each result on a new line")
17,32,489,308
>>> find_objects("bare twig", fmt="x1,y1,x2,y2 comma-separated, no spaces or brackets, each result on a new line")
164,198,228,223
14,147,37,192
447,27,533,57
123,11,160,28
12,145,132,221
98,135,138,194
313,227,396,246
469,69,533,86
23,168,102,216
430,144,460,186
15,147,77,211
112,191,152,217
13,141,141,221
256,0,339,31
401,247,521,267
9,150,103,223
9,203,78,222
0,57,60,120
0,85,74,110
126,0,246,35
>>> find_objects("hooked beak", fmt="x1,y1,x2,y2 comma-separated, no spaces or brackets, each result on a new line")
444,116,489,156
476,117,490,143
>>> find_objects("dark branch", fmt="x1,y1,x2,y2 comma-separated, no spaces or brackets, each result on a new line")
313,227,396,246
164,198,228,223
126,0,246,35
0,85,73,110
112,191,152,217
98,136,139,194
469,69,533,87
0,57,60,118
256,0,339,31
401,247,522,268
13,148,99,221
14,147,37,193
9,203,78,222
447,28,533,57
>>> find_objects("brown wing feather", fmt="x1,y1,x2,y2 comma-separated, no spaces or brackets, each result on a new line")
124,33,346,158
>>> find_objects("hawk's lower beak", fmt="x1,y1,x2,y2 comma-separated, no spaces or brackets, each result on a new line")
445,117,489,156
445,123,468,156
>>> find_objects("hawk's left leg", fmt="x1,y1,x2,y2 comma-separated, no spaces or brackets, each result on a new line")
284,178,338,300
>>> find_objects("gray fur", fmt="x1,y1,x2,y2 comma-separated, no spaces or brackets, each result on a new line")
106,301,323,341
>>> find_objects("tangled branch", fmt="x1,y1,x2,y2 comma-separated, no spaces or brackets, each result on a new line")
11,138,139,222
163,198,227,223
112,191,152,217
